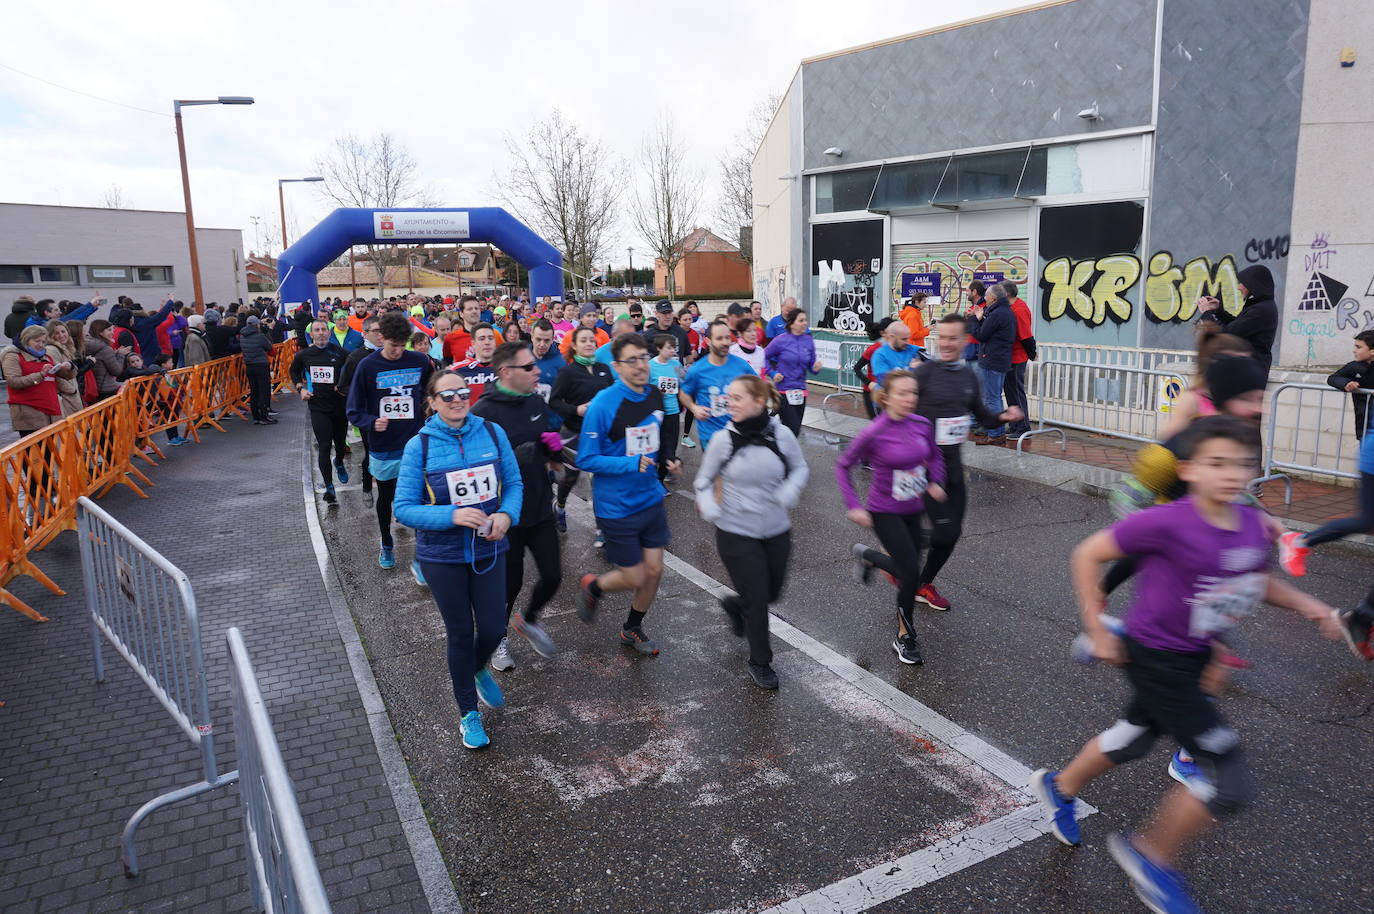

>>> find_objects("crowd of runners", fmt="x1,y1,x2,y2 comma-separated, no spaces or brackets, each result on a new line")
8,274,1374,914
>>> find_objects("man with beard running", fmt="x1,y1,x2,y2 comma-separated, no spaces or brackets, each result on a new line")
909,313,1023,610
471,342,564,668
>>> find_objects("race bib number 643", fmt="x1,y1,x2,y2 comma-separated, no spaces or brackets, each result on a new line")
379,396,414,419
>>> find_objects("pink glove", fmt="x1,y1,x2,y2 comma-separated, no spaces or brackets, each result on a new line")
541,431,564,454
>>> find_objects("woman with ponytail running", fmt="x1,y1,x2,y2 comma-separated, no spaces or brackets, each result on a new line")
694,375,808,689
837,369,947,665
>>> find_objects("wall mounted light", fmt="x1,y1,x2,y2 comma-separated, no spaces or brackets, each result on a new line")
1077,103,1100,121
823,147,843,157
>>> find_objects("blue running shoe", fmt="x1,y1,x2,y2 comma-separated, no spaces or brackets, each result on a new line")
411,561,427,587
1030,768,1080,846
1167,750,1204,787
460,710,489,750
322,485,337,505
168,436,188,447
555,507,567,534
474,668,505,709
379,546,395,569
1107,832,1201,914
335,463,349,484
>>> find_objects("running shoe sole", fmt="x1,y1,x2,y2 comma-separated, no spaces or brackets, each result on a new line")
891,639,923,665
512,615,558,658
619,629,660,655
578,573,599,623
1106,832,1197,914
1278,531,1308,577
1337,609,1374,660
1030,769,1080,846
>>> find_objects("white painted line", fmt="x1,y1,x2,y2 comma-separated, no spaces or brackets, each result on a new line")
299,432,465,914
758,805,1059,914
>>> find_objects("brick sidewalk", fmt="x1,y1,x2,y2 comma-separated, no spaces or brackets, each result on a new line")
806,382,1363,528
0,398,434,914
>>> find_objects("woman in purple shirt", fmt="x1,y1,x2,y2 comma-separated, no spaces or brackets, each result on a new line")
764,309,822,437
836,369,947,664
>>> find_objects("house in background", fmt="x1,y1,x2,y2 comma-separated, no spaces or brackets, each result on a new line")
654,228,750,297
246,252,277,292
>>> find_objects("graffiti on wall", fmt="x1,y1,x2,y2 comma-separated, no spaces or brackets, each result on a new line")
890,248,1029,319
1142,252,1243,323
1037,201,1145,331
1284,232,1374,363
754,266,788,314
1244,234,1290,263
1041,254,1141,325
812,219,883,332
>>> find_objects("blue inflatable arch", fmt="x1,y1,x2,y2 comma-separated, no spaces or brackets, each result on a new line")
275,207,563,309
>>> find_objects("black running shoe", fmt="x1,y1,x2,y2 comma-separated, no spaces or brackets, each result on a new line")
619,627,659,655
850,543,874,586
1338,608,1374,661
892,636,924,665
578,573,600,624
748,662,779,689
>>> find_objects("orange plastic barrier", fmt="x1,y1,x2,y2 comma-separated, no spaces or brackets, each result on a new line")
0,340,298,622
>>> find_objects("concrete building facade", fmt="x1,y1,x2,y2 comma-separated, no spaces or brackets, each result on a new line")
752,0,1365,370
0,203,246,309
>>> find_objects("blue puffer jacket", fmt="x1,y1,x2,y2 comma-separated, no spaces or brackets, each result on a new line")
394,413,524,565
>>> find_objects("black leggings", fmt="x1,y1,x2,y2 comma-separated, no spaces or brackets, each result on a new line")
921,467,966,585
863,510,925,634
375,478,397,548
1305,472,1374,547
309,409,348,486
682,410,695,437
246,363,272,421
777,396,805,438
505,519,562,623
717,528,791,667
658,413,680,481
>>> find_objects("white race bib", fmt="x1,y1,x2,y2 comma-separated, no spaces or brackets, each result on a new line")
935,415,972,446
445,465,498,506
379,395,414,420
308,365,334,385
892,467,927,501
536,382,552,402
785,388,806,406
625,423,660,457
709,393,729,417
1188,571,1265,639
657,376,679,396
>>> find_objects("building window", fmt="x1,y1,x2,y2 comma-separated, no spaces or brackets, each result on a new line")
814,167,881,214
36,265,79,284
136,266,173,283
459,253,473,268
89,266,133,283
0,265,35,284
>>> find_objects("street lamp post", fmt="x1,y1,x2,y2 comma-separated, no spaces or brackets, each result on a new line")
627,247,634,296
278,177,324,250
174,96,254,307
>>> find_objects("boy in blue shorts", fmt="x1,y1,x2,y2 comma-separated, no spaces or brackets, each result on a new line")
577,334,682,655
1032,416,1342,914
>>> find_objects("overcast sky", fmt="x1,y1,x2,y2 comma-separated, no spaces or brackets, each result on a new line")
2,0,1026,267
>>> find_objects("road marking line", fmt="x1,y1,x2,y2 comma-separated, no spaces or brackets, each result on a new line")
655,548,1097,913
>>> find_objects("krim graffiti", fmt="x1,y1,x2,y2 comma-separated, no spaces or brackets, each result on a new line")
1040,254,1141,326
1036,250,1245,326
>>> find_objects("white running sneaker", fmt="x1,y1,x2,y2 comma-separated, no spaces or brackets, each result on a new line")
490,637,515,672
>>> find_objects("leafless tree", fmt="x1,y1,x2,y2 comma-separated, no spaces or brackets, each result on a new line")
492,109,622,298
632,115,704,298
314,133,437,298
715,93,781,267
101,184,130,209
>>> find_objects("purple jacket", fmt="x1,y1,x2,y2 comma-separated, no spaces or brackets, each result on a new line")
763,331,819,392
835,413,946,514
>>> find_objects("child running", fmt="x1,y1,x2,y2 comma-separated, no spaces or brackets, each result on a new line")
1032,415,1343,914
838,369,947,665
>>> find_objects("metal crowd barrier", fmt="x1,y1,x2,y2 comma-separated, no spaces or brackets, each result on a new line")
77,495,239,877
228,627,333,914
1016,359,1191,454
1251,383,1373,504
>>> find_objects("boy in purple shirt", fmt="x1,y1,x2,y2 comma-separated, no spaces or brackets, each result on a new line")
1031,416,1342,914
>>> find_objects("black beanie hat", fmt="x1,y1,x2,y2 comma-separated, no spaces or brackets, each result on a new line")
1206,354,1268,408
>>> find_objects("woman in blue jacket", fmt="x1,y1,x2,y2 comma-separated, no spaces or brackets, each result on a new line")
395,370,524,750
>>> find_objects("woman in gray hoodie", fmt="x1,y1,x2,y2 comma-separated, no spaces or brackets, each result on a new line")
693,374,808,689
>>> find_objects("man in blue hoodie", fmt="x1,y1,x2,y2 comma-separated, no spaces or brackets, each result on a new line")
967,282,1016,442
577,333,682,656
347,312,436,569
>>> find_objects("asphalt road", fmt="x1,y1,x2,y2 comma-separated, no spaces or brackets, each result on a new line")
315,420,1374,914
